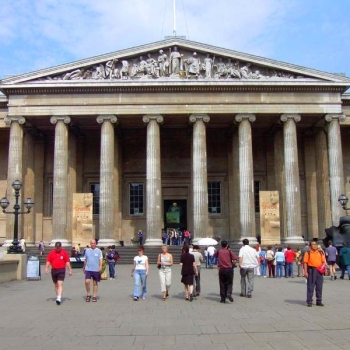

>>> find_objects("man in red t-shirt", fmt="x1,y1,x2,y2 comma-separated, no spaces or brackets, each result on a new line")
284,246,296,278
45,241,72,305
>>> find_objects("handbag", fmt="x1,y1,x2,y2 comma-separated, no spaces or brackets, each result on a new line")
157,254,161,270
317,264,326,274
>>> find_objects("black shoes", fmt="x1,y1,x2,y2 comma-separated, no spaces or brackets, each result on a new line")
220,299,225,303
316,302,324,306
227,295,234,302
307,303,312,307
240,293,246,297
189,294,193,302
56,299,61,305
247,294,252,298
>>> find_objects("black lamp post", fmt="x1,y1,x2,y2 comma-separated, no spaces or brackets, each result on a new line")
0,180,34,254
338,194,350,211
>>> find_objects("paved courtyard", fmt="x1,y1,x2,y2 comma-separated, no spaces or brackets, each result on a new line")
0,264,350,350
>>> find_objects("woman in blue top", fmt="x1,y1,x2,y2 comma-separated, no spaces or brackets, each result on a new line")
275,247,285,278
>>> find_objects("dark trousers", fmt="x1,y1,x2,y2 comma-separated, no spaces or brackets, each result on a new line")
267,261,275,277
218,268,233,301
307,267,323,303
193,266,201,295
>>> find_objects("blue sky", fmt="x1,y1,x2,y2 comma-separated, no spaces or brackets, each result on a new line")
0,0,349,79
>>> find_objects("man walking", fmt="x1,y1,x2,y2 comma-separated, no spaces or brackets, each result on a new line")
239,239,259,298
83,239,103,302
339,242,350,280
45,241,72,305
214,241,238,303
303,241,326,307
325,240,338,280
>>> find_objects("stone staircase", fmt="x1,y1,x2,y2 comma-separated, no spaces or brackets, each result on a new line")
25,246,187,265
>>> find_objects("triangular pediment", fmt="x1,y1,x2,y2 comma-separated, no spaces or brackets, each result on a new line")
1,38,350,87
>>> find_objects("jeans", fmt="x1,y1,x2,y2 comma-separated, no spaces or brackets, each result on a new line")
133,270,147,298
286,262,294,277
276,261,284,278
108,262,115,278
340,264,350,278
260,262,267,277
240,268,254,296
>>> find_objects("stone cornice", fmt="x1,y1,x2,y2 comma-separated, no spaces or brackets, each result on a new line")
0,84,347,95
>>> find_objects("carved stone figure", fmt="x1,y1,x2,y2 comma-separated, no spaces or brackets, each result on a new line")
137,56,147,76
185,52,201,78
170,46,181,75
215,57,227,78
204,54,213,79
229,61,241,79
120,60,129,80
92,64,106,79
158,50,169,77
63,69,84,80
146,53,158,77
105,59,118,79
324,216,350,250
240,63,252,79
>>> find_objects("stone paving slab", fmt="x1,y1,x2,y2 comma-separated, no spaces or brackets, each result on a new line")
0,264,350,350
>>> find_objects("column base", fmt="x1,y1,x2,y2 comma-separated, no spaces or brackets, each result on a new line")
144,238,163,246
96,239,118,248
49,239,71,247
283,236,305,245
2,239,13,247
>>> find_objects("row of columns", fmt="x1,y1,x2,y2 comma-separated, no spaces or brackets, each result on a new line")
3,113,346,245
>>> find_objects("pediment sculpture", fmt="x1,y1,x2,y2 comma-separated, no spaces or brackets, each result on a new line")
37,46,316,82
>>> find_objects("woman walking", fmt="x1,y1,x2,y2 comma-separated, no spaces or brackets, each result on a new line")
157,245,173,301
131,246,149,301
180,245,198,301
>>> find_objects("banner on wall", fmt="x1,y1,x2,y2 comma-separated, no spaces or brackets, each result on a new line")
72,193,93,249
259,191,281,245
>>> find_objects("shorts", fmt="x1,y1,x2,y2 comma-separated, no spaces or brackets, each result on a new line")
85,270,101,282
51,268,66,283
328,261,336,266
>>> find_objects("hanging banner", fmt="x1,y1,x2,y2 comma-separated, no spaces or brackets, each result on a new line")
259,191,281,245
72,193,93,249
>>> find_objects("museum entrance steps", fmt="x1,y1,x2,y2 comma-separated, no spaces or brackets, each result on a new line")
25,246,186,265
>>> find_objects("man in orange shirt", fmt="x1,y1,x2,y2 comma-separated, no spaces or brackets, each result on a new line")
45,241,72,305
303,241,326,307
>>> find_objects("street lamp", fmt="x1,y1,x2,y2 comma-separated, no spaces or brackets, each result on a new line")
0,180,34,253
338,194,350,210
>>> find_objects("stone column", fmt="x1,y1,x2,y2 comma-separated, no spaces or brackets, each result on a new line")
280,114,304,244
3,116,26,246
97,115,118,246
50,116,71,246
325,114,346,226
315,129,331,236
189,114,210,242
235,114,257,244
143,115,163,246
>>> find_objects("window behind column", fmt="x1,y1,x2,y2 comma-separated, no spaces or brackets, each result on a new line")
208,182,221,214
89,183,100,215
254,181,261,213
129,183,144,216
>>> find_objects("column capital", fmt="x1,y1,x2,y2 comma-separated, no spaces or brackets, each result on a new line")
189,114,210,123
50,116,71,125
235,114,256,123
280,114,301,123
142,115,163,124
4,116,26,125
96,115,118,124
325,114,346,123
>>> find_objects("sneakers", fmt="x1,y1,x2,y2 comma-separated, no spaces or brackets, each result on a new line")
56,299,61,305
133,296,139,301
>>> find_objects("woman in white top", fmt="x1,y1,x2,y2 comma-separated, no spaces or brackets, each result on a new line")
131,246,149,301
157,245,173,301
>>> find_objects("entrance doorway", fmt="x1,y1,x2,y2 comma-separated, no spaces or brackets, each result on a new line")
163,199,187,231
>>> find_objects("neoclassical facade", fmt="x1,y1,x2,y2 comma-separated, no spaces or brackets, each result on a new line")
1,38,350,246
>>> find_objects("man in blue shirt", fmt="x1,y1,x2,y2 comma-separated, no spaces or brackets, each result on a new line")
325,240,338,280
83,239,103,302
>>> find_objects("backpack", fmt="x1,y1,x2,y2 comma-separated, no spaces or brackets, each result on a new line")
266,251,274,261
113,251,120,262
